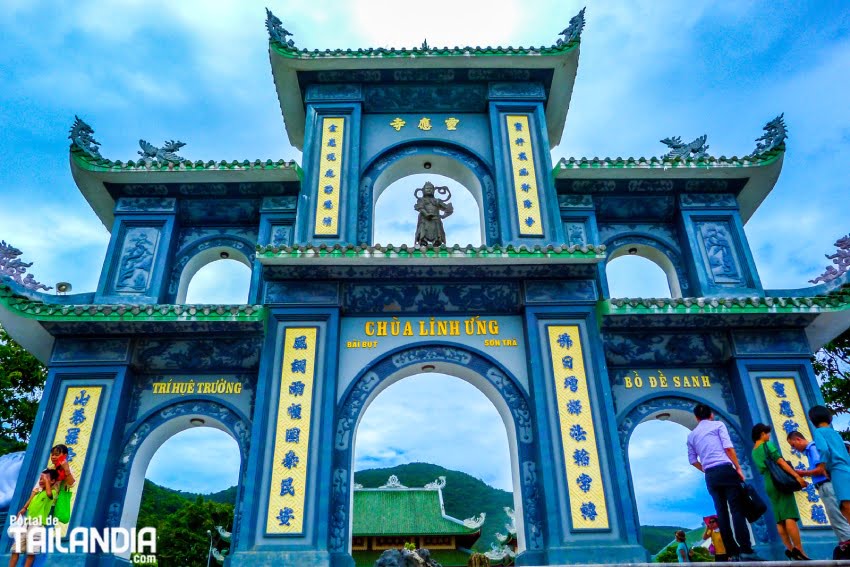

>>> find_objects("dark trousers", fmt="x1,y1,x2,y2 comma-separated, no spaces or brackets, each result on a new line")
705,464,753,556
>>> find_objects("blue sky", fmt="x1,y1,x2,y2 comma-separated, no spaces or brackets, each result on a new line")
3,0,850,529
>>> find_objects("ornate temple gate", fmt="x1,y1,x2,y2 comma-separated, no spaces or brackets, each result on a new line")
1,8,849,566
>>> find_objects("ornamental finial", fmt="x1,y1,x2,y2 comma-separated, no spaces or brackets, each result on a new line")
423,476,446,489
0,241,52,292
138,139,187,164
421,38,429,50
380,475,406,489
752,113,787,155
68,115,102,159
557,7,586,46
462,513,486,529
265,8,295,47
809,234,850,285
659,134,709,160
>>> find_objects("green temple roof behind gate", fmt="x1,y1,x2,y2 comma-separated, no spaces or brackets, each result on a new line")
352,488,481,537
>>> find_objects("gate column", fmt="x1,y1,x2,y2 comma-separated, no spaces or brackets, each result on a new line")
524,306,645,564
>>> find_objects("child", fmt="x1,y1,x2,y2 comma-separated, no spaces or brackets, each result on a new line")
808,406,850,527
702,515,727,562
49,444,75,489
8,469,58,567
787,430,850,548
675,530,690,563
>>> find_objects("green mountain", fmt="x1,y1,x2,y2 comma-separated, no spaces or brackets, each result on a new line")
354,462,513,552
639,525,687,557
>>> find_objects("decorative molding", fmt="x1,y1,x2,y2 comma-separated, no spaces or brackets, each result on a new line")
810,234,850,285
660,135,709,160
752,113,787,155
343,283,521,314
0,241,52,292
488,82,546,100
115,197,177,213
379,475,407,489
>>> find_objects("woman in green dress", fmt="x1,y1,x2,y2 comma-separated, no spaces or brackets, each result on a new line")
751,423,810,560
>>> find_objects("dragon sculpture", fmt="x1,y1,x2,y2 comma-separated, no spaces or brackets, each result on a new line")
138,139,187,163
660,134,709,160
557,7,586,46
265,8,295,47
0,241,52,292
752,113,787,154
68,115,102,159
810,234,850,285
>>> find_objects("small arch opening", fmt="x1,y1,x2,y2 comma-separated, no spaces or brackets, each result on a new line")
627,416,713,556
373,173,482,247
122,418,242,563
607,244,680,298
180,248,251,304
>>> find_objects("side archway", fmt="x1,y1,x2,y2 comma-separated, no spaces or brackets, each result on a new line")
358,143,499,245
617,394,770,546
167,235,255,303
105,400,251,550
329,344,543,558
605,236,690,298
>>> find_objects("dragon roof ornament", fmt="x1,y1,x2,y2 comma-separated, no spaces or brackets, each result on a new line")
810,234,850,285
557,7,586,46
660,135,709,160
379,475,406,489
265,8,294,47
138,139,187,164
0,241,51,292
485,542,517,561
462,513,486,530
423,476,446,490
69,115,102,159
752,113,787,155
215,526,231,542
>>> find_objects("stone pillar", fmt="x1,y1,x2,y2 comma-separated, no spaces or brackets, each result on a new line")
94,198,179,304
231,307,340,566
523,306,645,564
488,83,564,246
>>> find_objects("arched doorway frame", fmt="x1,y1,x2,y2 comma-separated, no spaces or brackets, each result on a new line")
166,235,256,303
617,394,770,546
104,399,251,551
329,343,543,559
605,235,690,298
358,142,500,245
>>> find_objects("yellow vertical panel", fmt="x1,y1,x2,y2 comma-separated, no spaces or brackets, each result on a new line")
759,377,826,527
313,117,345,236
505,115,544,237
49,386,104,526
547,325,609,529
266,327,319,534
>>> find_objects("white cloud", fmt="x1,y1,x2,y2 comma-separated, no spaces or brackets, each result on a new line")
145,427,241,494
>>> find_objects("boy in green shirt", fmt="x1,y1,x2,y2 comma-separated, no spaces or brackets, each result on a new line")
8,468,59,567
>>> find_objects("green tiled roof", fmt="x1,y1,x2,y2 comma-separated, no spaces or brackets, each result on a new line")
552,148,783,174
601,290,850,316
0,284,265,323
353,549,472,567
353,490,478,537
71,148,303,179
270,40,579,60
257,243,606,263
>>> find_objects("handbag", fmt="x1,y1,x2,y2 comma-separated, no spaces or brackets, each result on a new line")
54,483,72,523
763,444,803,494
709,543,716,555
740,482,767,522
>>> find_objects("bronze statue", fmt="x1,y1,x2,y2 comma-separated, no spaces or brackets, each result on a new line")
413,181,453,246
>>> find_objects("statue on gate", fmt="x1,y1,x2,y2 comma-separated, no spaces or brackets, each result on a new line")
413,182,453,246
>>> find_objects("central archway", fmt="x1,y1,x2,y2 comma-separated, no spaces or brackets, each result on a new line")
329,344,543,561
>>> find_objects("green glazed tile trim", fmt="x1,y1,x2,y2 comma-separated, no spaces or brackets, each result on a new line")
71,149,303,180
270,39,579,60
0,285,265,323
551,149,783,176
256,243,607,261
600,291,850,316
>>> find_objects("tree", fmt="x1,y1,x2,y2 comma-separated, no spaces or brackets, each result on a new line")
0,324,47,455
813,328,850,437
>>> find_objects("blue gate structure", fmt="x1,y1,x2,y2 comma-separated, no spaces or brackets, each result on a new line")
1,8,849,566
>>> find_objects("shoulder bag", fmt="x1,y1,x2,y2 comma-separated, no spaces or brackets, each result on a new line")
763,443,803,494
740,482,767,522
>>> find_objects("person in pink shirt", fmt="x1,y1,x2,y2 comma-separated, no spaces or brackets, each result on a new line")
686,403,761,561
